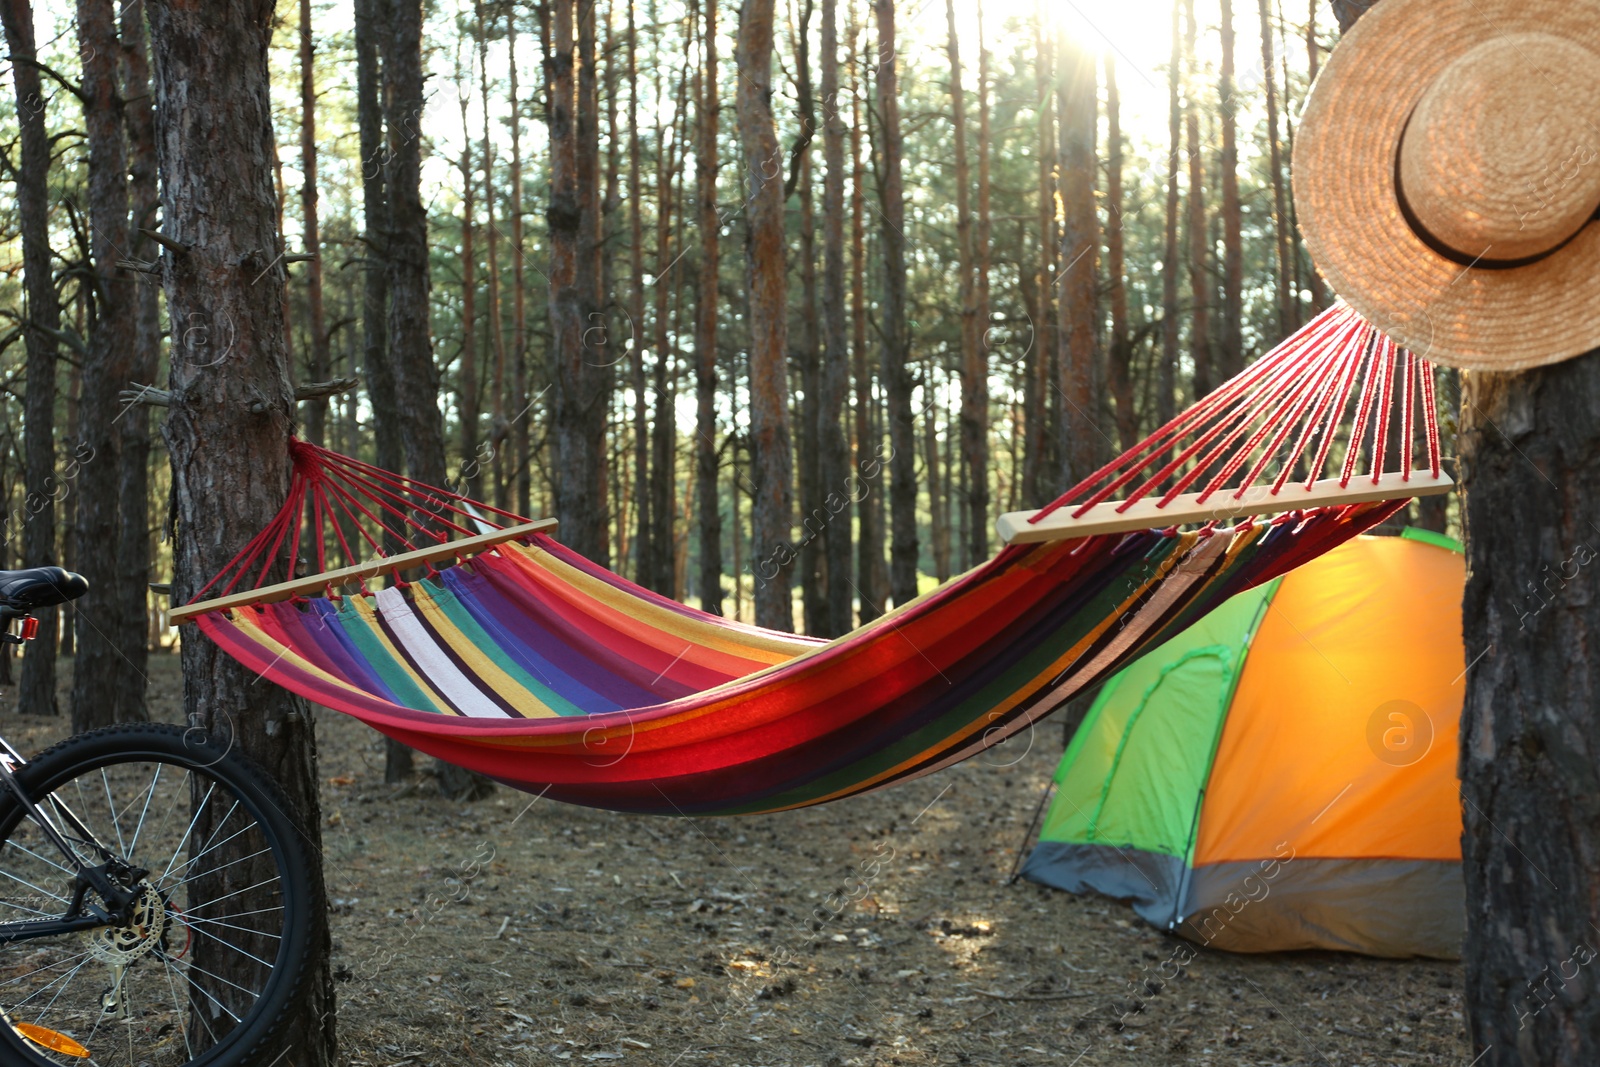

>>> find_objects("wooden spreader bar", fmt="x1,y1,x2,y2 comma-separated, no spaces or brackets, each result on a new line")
996,471,1453,545
168,518,559,625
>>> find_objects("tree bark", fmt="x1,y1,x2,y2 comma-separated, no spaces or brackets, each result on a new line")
818,0,853,635
738,0,796,631
118,0,158,721
1055,34,1098,490
547,0,611,566
1218,0,1245,381
695,0,723,617
299,0,331,446
1458,366,1600,1066
874,0,916,609
2,0,61,717
70,0,139,734
144,0,333,1058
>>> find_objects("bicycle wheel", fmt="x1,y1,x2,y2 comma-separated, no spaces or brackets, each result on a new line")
0,723,316,1067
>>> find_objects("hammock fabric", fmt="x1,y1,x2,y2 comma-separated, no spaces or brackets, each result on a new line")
182,304,1441,816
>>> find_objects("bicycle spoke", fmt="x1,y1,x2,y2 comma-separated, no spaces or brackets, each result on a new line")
175,914,282,941
158,821,260,888
189,926,277,969
163,845,277,896
183,875,284,916
158,781,218,884
174,959,252,1018
121,762,164,863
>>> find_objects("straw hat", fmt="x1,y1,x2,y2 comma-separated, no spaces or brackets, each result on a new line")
1295,0,1600,370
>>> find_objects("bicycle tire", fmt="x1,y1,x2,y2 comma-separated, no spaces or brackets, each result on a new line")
0,722,317,1067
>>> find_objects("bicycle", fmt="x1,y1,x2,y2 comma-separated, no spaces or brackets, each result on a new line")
0,567,315,1065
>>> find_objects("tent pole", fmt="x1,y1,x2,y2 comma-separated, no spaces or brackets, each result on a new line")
1006,779,1055,884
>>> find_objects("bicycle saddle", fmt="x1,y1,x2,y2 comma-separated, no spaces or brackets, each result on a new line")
0,567,89,615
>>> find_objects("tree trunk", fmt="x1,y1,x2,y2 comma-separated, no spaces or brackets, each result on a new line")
476,9,509,510
1303,0,1329,312
797,127,827,635
144,0,334,1058
738,0,795,632
1055,34,1098,490
299,0,331,445
874,0,916,609
456,85,482,500
1021,5,1054,509
118,0,157,721
968,4,992,568
649,57,688,599
1218,0,1245,381
695,0,723,617
818,0,852,635
69,0,138,734
849,17,883,623
627,0,651,589
547,0,611,566
1458,365,1600,1065
384,0,445,494
389,0,491,802
2,0,61,718
1185,0,1212,401
946,0,980,573
1159,0,1182,430
507,7,531,519
354,0,413,785
1104,54,1136,452
923,391,950,583
1259,0,1296,337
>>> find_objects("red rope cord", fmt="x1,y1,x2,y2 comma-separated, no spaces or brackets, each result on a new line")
1419,360,1442,477
1033,306,1332,522
308,443,528,525
1270,322,1366,496
1304,324,1371,490
1085,344,1313,517
1229,333,1356,501
1339,334,1384,488
1141,333,1343,510
1368,335,1397,485
1401,350,1415,483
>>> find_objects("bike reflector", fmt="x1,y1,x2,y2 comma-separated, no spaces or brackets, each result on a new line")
13,1021,90,1058
18,617,37,641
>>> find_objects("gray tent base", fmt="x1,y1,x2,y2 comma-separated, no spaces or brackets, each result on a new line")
1022,842,1462,960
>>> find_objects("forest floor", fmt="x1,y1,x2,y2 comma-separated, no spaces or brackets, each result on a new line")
6,654,1471,1067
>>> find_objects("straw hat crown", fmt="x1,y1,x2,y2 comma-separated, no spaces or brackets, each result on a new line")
1296,0,1600,370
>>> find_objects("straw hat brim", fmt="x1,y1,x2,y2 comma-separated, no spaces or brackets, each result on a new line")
1295,0,1600,371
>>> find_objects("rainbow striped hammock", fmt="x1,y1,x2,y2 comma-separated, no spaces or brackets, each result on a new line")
173,304,1450,816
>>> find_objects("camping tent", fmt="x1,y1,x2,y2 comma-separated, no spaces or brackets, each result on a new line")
1020,530,1465,958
